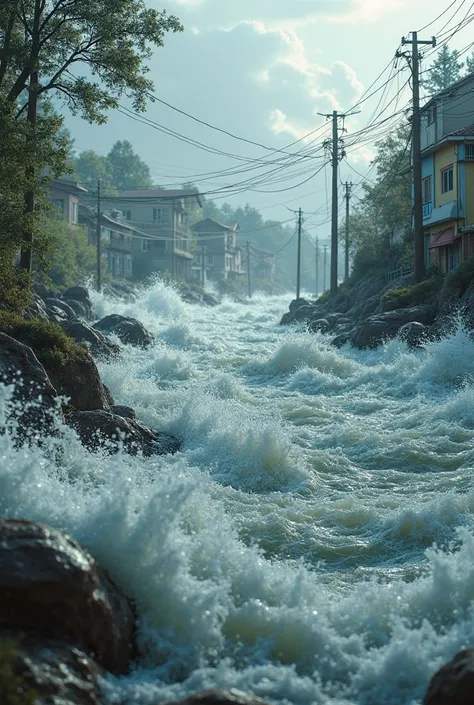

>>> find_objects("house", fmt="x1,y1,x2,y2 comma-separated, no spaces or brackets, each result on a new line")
420,74,474,272
106,189,202,281
51,179,87,225
191,218,243,282
250,246,276,281
79,206,148,281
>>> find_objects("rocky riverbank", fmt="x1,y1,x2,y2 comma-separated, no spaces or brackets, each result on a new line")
280,264,474,350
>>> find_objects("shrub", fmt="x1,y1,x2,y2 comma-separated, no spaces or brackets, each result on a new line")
0,313,89,370
0,265,32,315
0,640,36,705
317,289,331,304
447,255,474,295
381,276,442,311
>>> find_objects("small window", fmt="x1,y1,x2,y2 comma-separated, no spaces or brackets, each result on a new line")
141,239,152,252
196,254,201,264
207,255,213,265
52,199,64,214
427,105,437,125
422,176,431,204
71,201,78,223
123,210,132,220
466,144,474,161
442,166,454,194
153,208,163,222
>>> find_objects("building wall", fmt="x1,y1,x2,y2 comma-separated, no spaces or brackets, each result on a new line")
51,188,80,225
464,160,474,225
442,82,474,137
434,144,458,208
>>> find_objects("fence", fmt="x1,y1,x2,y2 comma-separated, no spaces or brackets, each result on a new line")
384,264,413,282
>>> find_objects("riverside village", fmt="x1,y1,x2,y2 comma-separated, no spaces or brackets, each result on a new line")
4,2,474,705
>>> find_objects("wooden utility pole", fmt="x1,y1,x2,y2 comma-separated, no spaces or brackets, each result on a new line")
96,179,101,292
344,182,352,280
315,236,319,297
296,207,302,300
19,70,39,272
323,244,328,291
399,32,436,281
201,244,205,287
246,241,252,298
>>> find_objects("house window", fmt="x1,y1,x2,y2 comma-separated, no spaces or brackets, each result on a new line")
126,257,132,275
441,166,454,194
422,176,432,204
52,199,64,215
141,239,152,252
466,144,474,161
122,210,132,220
207,255,214,265
427,105,437,125
153,208,163,222
196,254,201,264
71,201,78,223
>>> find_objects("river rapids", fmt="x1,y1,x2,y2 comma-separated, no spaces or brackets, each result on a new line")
2,280,474,705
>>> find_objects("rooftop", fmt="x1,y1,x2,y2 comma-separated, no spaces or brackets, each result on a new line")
117,188,203,207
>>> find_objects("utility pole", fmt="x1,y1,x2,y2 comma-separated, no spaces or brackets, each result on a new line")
201,244,205,287
398,32,436,281
315,236,319,297
344,182,352,280
318,109,359,294
323,244,328,291
246,241,252,298
296,207,303,300
19,69,39,272
96,179,101,292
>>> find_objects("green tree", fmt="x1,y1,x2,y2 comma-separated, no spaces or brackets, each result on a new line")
73,150,116,194
424,45,463,95
0,0,182,272
107,140,153,191
37,214,96,289
466,53,474,74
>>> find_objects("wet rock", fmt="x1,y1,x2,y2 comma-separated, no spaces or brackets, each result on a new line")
330,333,350,348
67,409,180,456
103,385,115,408
111,405,136,420
202,292,220,307
47,351,111,411
423,649,474,705
46,305,68,323
0,520,135,674
0,332,62,441
94,314,154,348
44,298,77,320
61,319,121,360
289,298,311,312
165,690,273,705
351,306,435,349
64,298,89,319
0,630,104,705
398,321,429,348
23,299,49,322
308,318,330,334
64,286,91,305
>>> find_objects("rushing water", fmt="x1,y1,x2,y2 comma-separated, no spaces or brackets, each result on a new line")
2,280,474,705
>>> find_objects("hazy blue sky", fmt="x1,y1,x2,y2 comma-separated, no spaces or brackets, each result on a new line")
65,0,473,232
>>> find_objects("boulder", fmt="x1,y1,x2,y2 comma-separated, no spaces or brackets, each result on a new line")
351,306,435,349
23,299,49,322
308,318,330,334
63,286,91,305
0,631,104,705
46,305,68,323
165,690,273,705
94,315,154,348
398,321,429,348
289,298,311,312
67,410,180,457
46,351,111,411
64,298,89,319
202,292,220,307
44,298,77,320
331,333,350,348
61,319,121,360
423,649,474,705
111,405,136,420
0,332,62,442
0,520,135,674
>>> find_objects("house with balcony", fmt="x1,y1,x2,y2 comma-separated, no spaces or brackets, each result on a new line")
250,246,276,281
106,189,202,281
79,205,148,280
191,218,243,281
51,179,87,225
420,74,474,272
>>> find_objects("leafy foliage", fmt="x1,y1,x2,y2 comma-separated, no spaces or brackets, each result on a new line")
107,140,153,191
73,150,117,194
0,640,36,705
424,45,463,95
447,254,474,294
36,215,96,290
466,52,474,74
381,277,442,311
0,312,89,370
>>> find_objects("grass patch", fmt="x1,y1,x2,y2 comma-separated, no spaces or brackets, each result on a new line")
0,313,89,370
317,289,331,304
0,640,37,705
381,276,442,311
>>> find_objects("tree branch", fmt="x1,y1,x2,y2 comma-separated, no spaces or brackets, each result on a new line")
0,1,20,87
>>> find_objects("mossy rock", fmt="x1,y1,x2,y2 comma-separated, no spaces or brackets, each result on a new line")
381,277,442,312
0,640,36,705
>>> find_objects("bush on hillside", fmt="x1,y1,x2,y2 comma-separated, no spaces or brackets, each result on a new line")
381,276,442,311
0,313,89,370
447,255,474,295
0,264,32,315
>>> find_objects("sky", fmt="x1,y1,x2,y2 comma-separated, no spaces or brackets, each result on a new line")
64,0,474,236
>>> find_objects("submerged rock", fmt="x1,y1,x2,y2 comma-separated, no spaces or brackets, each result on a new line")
61,319,121,360
67,409,180,456
94,314,154,348
44,298,77,320
0,631,104,705
351,306,434,349
165,690,273,705
47,350,111,411
308,318,330,334
398,321,429,348
0,520,135,675
0,332,62,441
111,404,137,420
423,650,474,705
